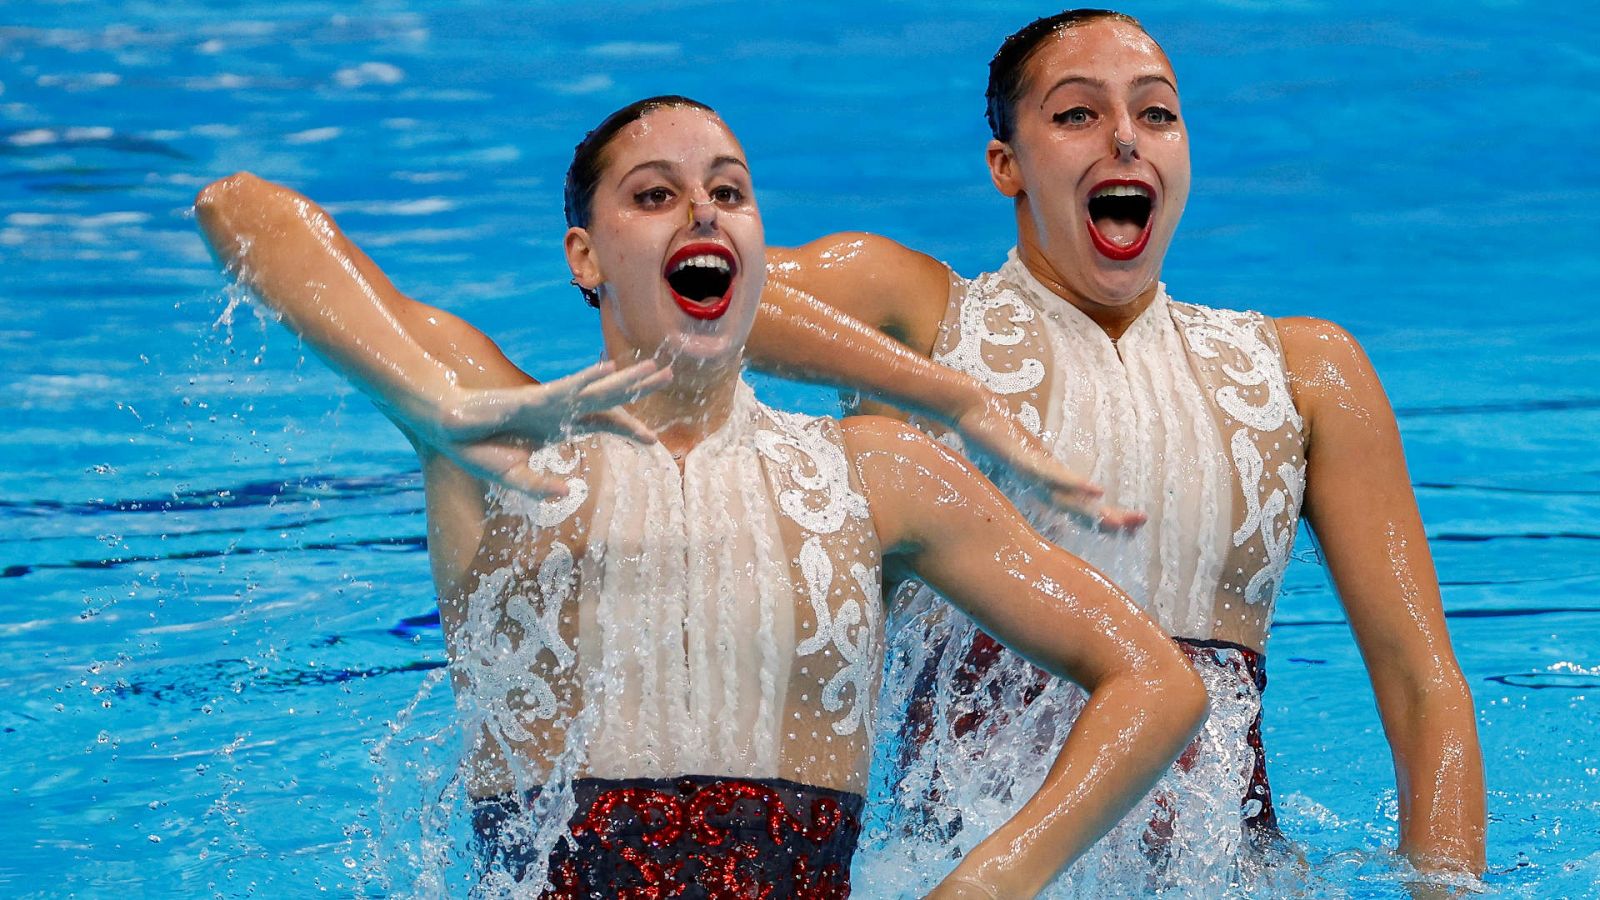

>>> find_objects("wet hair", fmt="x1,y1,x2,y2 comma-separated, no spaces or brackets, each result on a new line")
564,95,717,307
985,9,1152,142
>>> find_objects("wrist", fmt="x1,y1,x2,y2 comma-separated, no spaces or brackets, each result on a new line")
401,377,476,443
926,372,988,427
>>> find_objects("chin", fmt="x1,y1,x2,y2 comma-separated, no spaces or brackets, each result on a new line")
659,323,749,372
1085,269,1159,306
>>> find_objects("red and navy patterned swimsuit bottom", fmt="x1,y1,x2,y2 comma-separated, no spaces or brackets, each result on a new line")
472,774,864,899
1172,637,1281,851
943,633,1283,854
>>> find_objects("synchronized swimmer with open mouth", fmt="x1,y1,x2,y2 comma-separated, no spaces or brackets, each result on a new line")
192,93,1207,898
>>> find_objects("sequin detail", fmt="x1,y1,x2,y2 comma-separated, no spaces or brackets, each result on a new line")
455,380,885,802
924,249,1307,644
474,775,861,899
1170,302,1307,609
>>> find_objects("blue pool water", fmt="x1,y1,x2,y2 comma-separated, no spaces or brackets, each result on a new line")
3,1,1597,896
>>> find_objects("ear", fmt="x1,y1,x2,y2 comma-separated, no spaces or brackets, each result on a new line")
564,226,603,291
986,139,1023,199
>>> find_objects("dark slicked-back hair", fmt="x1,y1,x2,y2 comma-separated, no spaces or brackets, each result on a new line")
564,95,716,307
985,9,1149,142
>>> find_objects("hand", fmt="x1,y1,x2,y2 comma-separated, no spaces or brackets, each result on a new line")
426,359,672,497
951,393,1145,533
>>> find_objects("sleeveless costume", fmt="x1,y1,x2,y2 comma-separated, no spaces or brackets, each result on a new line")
447,381,883,897
866,251,1307,893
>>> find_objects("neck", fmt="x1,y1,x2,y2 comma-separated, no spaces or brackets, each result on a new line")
625,356,743,457
1015,235,1161,342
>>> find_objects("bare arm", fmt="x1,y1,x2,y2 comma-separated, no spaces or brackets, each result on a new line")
193,173,667,491
1282,317,1487,874
841,417,1206,898
193,173,669,589
757,234,1136,527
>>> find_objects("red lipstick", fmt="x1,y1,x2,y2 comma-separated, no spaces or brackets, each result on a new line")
1085,178,1155,262
663,242,737,320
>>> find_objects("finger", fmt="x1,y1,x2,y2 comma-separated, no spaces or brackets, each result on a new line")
1018,454,1104,501
501,470,571,500
1092,504,1148,534
538,359,619,398
572,409,659,444
459,445,571,499
1044,487,1144,534
965,414,1105,501
573,361,671,408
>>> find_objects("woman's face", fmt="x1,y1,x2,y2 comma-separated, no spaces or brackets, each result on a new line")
565,106,765,376
989,19,1190,308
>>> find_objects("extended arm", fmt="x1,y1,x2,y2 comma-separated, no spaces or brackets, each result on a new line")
1282,317,1487,874
193,173,667,495
757,235,1136,526
841,417,1205,898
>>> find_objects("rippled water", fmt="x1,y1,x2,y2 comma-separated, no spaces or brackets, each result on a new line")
3,1,1597,896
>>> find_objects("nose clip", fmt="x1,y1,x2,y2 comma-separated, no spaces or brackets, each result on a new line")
688,197,715,227
1114,132,1137,162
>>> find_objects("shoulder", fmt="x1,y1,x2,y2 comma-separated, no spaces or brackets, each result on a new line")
1275,315,1376,376
1273,316,1391,440
768,232,954,349
838,412,934,450
772,231,949,284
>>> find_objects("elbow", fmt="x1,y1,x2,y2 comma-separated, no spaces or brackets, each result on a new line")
1169,656,1210,741
1142,642,1209,748
195,172,288,242
194,171,261,213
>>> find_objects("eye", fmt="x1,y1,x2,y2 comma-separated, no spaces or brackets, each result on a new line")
1052,107,1095,127
634,186,674,209
1141,106,1178,126
710,185,744,205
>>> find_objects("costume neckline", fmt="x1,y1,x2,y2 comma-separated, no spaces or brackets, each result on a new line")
999,248,1170,350
645,377,761,467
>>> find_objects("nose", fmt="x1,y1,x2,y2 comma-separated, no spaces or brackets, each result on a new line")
1112,115,1138,163
687,193,717,230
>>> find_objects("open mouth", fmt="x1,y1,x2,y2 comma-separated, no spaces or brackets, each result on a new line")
1085,180,1154,261
664,242,736,320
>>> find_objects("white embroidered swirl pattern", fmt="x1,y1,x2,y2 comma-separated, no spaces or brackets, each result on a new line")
756,416,877,737
1172,304,1305,606
934,272,1045,436
754,415,869,534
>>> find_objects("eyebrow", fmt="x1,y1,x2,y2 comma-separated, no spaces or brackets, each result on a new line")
617,155,750,185
1040,72,1179,105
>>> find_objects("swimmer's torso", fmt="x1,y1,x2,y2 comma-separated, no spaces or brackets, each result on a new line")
927,250,1306,649
440,382,884,797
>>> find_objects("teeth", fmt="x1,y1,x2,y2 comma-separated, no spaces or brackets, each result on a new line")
1092,184,1151,200
670,253,732,275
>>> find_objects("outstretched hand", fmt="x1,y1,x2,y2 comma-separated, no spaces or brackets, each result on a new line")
426,359,672,498
952,393,1145,533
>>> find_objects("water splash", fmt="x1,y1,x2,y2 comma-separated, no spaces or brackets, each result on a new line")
857,585,1297,898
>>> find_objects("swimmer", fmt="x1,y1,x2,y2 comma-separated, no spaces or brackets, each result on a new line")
743,9,1487,881
193,96,1206,898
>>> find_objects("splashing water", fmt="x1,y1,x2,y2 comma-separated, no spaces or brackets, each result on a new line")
852,584,1294,899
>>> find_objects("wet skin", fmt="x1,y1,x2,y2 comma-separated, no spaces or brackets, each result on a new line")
192,103,1206,898
987,19,1190,336
746,16,1487,877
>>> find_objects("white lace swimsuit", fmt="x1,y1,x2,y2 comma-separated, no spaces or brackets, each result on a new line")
862,252,1309,894
443,381,885,799
928,249,1306,649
